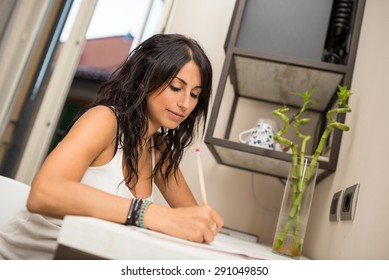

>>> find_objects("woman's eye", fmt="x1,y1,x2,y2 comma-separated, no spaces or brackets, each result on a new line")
191,93,199,99
169,85,180,92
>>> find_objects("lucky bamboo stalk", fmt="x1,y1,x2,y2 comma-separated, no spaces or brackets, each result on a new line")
272,85,352,256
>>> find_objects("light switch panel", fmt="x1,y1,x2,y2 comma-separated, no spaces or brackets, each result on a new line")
340,183,360,221
329,190,342,221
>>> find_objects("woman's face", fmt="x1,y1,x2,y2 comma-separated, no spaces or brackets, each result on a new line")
147,60,202,133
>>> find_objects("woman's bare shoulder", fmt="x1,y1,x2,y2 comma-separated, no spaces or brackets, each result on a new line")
36,105,119,177
58,105,118,156
73,105,117,133
82,105,117,122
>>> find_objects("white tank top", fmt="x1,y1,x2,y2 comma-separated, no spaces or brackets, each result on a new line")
80,138,156,200
0,140,156,259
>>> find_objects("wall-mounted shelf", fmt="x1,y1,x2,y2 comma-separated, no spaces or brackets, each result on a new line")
205,0,365,182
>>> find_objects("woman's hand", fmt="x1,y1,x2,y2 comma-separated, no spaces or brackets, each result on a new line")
143,203,224,243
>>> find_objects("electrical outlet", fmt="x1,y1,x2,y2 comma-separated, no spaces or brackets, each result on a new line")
340,183,360,221
329,190,342,221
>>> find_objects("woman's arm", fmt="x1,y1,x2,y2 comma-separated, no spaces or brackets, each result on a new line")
154,166,198,208
151,141,224,243
27,106,131,224
27,105,223,243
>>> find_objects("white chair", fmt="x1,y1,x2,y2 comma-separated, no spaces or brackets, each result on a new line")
0,175,30,229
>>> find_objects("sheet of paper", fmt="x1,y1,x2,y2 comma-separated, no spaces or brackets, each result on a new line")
131,226,268,259
60,216,291,259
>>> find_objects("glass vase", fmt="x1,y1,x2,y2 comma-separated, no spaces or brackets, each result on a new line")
272,158,318,258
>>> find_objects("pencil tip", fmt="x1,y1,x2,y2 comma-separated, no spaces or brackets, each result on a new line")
195,148,200,153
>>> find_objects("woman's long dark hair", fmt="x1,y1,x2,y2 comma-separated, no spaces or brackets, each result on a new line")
90,33,212,189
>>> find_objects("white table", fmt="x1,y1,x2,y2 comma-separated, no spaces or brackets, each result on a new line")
55,215,294,260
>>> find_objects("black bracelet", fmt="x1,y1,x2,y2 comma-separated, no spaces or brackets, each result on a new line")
132,199,143,226
125,198,139,225
125,198,143,226
124,199,134,225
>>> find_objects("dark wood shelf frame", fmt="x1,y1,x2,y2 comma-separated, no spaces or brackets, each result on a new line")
205,0,366,183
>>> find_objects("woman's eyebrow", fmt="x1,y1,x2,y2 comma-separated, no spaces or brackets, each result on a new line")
175,76,202,90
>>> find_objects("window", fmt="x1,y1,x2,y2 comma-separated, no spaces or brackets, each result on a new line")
61,0,166,47
0,0,171,183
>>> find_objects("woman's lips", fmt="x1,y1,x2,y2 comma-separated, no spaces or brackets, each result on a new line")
168,109,185,121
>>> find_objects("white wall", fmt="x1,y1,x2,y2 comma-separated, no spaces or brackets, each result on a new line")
161,0,389,259
304,0,389,259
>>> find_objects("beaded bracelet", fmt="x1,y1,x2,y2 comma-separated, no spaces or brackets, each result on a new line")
138,200,152,228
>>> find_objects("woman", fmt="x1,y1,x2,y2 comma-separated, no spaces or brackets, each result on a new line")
0,33,223,259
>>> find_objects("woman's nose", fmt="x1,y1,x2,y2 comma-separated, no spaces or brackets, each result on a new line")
177,91,190,109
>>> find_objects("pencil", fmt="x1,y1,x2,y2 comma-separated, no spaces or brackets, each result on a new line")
195,148,207,205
